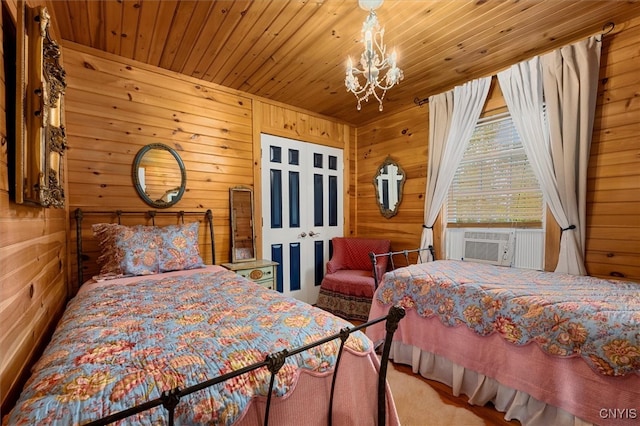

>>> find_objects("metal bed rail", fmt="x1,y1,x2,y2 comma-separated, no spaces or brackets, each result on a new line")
370,246,435,288
84,305,405,426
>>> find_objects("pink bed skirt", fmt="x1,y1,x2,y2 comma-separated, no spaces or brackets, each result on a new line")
236,349,399,426
367,302,640,426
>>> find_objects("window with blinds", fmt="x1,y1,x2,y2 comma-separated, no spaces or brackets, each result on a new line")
447,112,544,225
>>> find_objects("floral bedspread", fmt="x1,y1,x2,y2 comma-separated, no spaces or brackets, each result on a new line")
6,267,371,425
375,260,640,377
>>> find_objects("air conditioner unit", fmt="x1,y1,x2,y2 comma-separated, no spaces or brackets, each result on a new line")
462,230,515,266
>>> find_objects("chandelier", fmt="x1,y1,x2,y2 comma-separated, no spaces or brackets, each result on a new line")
345,0,403,111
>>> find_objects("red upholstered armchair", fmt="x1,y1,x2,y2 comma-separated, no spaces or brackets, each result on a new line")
316,237,391,322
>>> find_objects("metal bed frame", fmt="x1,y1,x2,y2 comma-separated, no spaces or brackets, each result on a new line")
84,305,405,426
370,246,435,288
73,209,405,425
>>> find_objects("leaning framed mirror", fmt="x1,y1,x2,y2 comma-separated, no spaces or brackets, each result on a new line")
132,143,186,209
230,186,256,263
373,156,405,219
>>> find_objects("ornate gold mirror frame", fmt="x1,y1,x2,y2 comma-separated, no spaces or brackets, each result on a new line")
16,3,67,208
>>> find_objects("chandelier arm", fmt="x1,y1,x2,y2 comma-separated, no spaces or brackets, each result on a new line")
371,87,386,105
371,78,396,91
350,85,371,96
349,68,367,76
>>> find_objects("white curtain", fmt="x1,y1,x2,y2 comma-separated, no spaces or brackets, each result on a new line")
419,77,491,261
497,37,601,275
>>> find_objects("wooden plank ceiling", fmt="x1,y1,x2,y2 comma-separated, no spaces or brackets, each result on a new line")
41,0,640,125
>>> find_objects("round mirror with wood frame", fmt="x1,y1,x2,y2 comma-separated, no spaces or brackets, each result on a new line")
132,143,186,209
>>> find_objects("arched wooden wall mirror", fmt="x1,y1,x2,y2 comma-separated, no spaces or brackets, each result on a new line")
373,156,406,219
132,143,186,209
230,186,256,263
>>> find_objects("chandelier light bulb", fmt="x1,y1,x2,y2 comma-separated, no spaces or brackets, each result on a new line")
345,6,403,112
365,29,373,51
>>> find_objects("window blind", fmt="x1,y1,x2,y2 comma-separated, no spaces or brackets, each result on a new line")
447,112,543,224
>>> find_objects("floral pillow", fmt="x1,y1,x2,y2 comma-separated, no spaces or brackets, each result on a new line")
115,224,161,276
92,223,160,278
158,222,205,272
92,221,205,279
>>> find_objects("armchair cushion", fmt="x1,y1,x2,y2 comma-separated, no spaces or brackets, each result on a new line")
320,270,377,298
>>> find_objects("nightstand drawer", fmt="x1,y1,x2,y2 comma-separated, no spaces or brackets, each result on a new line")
254,279,274,290
237,266,273,281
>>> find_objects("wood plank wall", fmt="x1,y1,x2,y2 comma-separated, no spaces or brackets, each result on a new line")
0,0,69,415
62,42,352,294
355,102,428,250
587,17,640,280
62,41,253,293
355,16,640,282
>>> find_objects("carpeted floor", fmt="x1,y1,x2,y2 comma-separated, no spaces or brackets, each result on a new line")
386,362,485,426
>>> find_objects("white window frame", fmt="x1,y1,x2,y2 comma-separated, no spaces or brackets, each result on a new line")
446,111,544,227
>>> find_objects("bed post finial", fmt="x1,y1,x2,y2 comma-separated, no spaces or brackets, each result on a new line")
386,305,406,333
160,388,181,425
265,350,289,425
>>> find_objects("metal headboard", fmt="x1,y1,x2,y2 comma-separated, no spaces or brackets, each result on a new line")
370,246,435,288
74,208,215,286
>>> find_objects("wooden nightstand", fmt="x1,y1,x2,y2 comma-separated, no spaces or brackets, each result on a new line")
221,260,278,290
